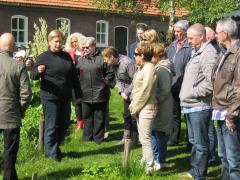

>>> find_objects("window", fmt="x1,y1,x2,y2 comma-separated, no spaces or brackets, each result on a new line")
56,18,70,36
96,20,109,47
11,15,28,45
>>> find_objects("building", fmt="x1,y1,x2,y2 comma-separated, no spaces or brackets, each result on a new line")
0,0,187,55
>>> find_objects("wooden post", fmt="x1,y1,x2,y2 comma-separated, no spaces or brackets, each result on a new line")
31,173,37,180
38,119,45,151
122,138,132,167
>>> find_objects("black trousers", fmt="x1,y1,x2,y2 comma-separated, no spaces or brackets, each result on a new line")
82,102,106,144
123,99,137,134
72,90,82,120
2,128,20,180
168,98,182,144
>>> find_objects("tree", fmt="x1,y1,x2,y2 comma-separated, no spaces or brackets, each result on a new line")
90,0,239,43
181,0,239,25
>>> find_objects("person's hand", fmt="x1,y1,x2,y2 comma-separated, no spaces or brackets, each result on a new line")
226,119,236,132
121,92,128,100
37,65,46,73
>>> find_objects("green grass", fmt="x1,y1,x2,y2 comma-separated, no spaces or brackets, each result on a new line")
0,88,221,179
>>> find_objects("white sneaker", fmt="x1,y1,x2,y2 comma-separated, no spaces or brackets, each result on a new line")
145,167,153,175
153,162,167,171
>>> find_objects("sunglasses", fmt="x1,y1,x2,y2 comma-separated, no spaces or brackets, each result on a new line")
134,52,141,56
82,46,90,49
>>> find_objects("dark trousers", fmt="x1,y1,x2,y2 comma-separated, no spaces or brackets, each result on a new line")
217,120,240,180
168,97,181,144
72,90,82,120
123,99,137,135
41,99,71,158
82,102,106,144
2,128,20,180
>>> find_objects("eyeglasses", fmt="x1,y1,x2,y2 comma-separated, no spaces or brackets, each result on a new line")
82,46,90,49
134,52,141,56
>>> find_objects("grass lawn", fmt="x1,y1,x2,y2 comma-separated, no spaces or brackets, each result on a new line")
1,88,221,179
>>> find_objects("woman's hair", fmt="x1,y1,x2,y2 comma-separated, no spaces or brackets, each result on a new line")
48,29,64,42
65,32,85,51
101,46,119,58
152,43,166,59
136,42,153,62
142,29,160,43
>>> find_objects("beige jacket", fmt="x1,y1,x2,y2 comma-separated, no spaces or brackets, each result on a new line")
129,62,157,117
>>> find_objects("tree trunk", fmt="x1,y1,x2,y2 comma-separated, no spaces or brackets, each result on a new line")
166,0,175,45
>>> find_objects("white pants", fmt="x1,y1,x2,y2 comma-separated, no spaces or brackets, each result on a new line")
137,117,154,168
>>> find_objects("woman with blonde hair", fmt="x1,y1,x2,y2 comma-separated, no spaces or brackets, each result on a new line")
31,29,82,161
142,29,160,43
65,32,86,131
129,42,157,175
151,43,175,171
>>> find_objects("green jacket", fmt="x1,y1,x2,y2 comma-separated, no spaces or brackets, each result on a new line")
0,51,32,129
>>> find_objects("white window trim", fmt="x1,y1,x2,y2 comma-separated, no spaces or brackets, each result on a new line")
96,20,109,47
56,17,71,36
11,15,28,46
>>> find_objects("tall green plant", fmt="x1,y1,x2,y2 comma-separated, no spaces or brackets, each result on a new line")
28,18,48,61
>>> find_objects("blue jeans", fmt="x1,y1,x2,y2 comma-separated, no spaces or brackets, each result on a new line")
217,120,240,180
152,131,167,164
208,120,216,164
185,109,211,180
41,99,71,158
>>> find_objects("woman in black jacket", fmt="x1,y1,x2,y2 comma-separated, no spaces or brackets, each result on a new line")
31,30,82,161
77,37,115,144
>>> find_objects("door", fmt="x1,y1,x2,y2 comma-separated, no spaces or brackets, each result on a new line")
114,26,128,55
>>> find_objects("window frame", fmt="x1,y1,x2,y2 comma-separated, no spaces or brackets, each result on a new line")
96,20,109,47
11,15,28,45
56,17,71,36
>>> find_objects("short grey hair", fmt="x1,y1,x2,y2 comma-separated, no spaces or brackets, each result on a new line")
83,37,96,46
187,23,206,36
174,20,189,31
216,18,238,38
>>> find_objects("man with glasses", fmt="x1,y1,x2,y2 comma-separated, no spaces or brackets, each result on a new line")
212,18,240,179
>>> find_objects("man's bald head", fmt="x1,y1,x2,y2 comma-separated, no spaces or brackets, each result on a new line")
205,27,216,41
0,33,15,52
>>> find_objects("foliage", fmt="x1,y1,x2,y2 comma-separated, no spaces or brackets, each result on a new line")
27,18,48,61
180,0,240,25
27,18,70,61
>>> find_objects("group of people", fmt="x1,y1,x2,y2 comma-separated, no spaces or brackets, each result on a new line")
0,16,240,180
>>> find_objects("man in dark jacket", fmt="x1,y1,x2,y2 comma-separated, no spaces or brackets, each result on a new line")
212,18,240,180
77,37,115,144
102,46,137,145
0,33,32,180
167,20,192,146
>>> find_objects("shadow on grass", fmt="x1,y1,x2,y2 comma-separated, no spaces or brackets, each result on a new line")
22,167,84,180
63,144,123,159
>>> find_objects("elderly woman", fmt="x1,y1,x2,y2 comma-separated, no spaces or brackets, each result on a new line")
31,29,82,162
65,32,86,131
151,43,175,170
129,42,157,175
76,37,114,144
